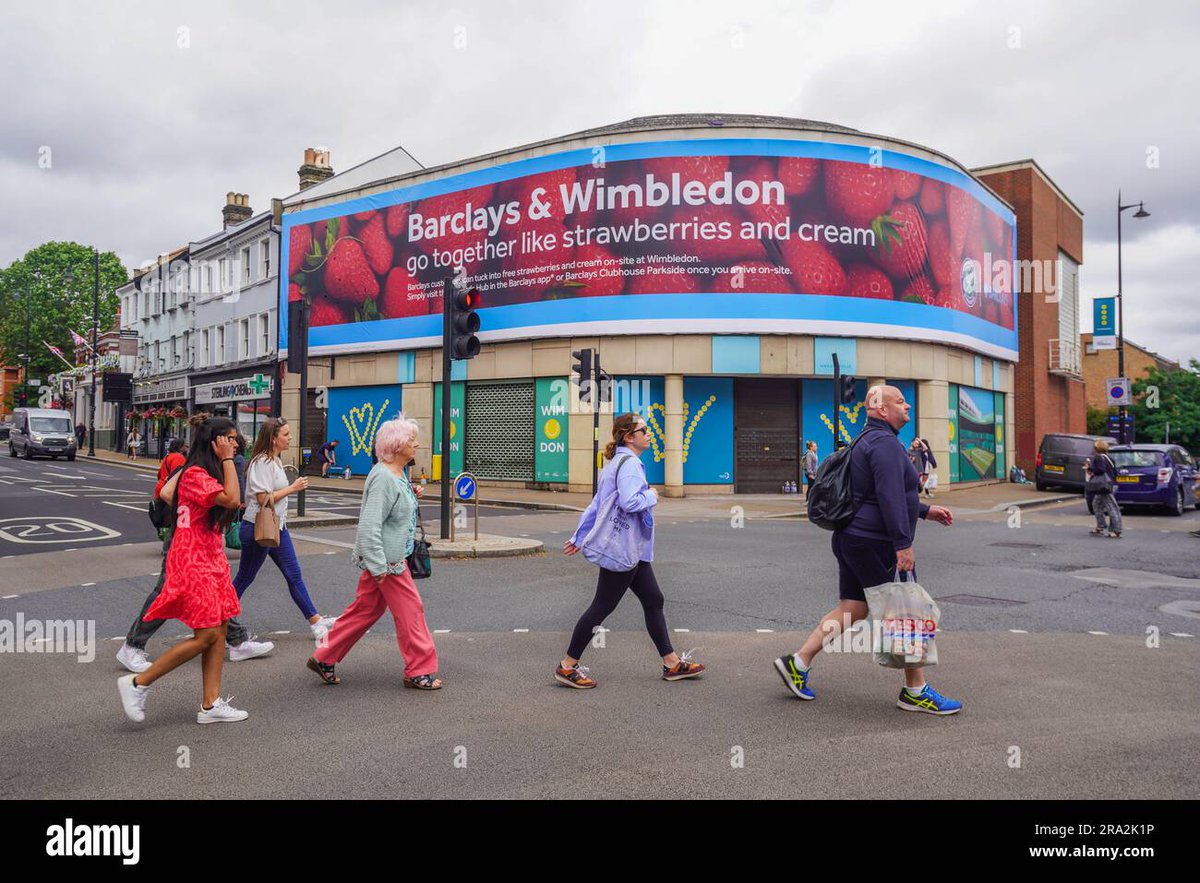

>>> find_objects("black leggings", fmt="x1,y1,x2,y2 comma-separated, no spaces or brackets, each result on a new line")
567,562,674,660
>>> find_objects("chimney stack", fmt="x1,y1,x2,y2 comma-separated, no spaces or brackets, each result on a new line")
298,147,334,190
222,192,253,228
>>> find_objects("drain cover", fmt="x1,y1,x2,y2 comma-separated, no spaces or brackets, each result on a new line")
936,594,1026,607
988,542,1045,550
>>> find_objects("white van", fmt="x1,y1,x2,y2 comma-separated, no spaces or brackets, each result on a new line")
8,408,77,460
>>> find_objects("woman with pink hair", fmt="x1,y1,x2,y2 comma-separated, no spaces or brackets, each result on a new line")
306,414,443,690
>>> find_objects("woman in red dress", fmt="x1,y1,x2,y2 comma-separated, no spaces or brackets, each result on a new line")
118,417,250,724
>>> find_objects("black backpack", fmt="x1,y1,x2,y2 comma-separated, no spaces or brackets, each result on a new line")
806,428,878,530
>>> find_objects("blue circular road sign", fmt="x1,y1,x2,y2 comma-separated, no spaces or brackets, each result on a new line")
454,472,476,500
1110,386,1125,400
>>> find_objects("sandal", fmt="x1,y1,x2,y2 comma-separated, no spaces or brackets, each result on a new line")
306,656,340,685
404,674,443,690
1089,528,1105,536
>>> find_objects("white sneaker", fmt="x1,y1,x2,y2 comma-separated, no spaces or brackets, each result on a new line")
310,616,337,639
116,643,152,673
227,638,275,661
117,674,150,722
196,696,249,724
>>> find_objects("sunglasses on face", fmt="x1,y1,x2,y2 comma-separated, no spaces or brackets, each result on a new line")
627,427,648,437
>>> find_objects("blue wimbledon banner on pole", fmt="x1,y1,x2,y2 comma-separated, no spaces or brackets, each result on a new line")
1093,297,1116,350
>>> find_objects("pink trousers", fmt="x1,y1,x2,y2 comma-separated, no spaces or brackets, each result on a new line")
314,567,438,677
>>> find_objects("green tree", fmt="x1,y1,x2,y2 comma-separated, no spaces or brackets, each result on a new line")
1086,405,1109,436
0,241,127,380
1130,360,1200,448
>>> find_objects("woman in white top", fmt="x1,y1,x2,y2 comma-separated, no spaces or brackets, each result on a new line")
127,428,141,460
232,417,337,639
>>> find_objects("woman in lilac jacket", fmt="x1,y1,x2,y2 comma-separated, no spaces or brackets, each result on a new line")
555,412,705,689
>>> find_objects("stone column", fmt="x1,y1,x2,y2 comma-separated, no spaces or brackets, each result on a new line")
917,379,949,484
663,374,684,497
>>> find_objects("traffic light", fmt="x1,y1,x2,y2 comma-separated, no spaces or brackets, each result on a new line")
448,287,481,360
572,348,594,403
839,374,858,405
15,387,26,407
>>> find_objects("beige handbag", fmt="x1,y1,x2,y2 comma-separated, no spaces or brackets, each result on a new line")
254,504,280,548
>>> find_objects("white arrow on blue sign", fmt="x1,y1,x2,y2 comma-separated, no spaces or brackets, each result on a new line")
454,472,476,500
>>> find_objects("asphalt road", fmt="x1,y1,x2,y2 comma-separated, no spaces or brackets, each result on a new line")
1,464,1198,799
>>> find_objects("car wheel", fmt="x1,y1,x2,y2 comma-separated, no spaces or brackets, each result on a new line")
22,444,32,460
1169,488,1185,517
67,453,76,462
7,444,14,458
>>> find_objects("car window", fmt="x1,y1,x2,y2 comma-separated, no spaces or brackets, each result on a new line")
30,417,73,433
1171,448,1193,466
1111,450,1164,468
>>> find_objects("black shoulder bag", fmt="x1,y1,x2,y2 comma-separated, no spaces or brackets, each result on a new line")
384,475,432,579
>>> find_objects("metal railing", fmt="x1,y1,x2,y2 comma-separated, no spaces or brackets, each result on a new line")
1048,338,1082,377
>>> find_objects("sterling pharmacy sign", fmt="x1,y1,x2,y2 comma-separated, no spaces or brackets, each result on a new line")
194,372,274,405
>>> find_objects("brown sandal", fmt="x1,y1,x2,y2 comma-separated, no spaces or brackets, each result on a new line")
307,656,340,685
403,674,443,690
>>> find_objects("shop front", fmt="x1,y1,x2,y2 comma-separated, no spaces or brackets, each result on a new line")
131,373,190,458
192,370,276,444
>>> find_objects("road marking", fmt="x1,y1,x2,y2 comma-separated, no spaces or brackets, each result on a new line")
1170,632,1195,638
1161,529,1171,533
755,628,774,633
2,555,13,559
268,630,290,635
109,636,123,641
0,516,122,545
513,628,529,633
1087,630,1109,635
1159,600,1200,621
102,501,147,513
81,582,96,586
1009,629,1029,634
434,629,451,634
288,532,355,550
42,472,85,480
674,628,690,633
2,594,18,599
323,551,337,555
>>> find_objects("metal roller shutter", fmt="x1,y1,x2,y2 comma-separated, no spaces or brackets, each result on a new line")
465,382,534,480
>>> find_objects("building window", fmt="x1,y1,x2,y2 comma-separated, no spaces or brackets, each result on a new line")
259,313,270,355
200,329,209,368
242,247,252,284
216,326,225,363
261,240,271,279
1057,251,1080,374
240,319,250,360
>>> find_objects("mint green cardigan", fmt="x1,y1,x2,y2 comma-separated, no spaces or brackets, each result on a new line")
352,463,418,576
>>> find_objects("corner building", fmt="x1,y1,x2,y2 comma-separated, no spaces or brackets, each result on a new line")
277,114,1054,494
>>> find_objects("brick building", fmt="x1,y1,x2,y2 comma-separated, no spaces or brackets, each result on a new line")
973,160,1086,473
1080,332,1179,411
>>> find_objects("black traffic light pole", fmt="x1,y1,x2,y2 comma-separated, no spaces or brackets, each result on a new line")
440,277,453,540
295,296,310,516
832,353,841,451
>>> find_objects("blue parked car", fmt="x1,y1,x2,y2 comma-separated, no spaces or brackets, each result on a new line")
1109,444,1197,516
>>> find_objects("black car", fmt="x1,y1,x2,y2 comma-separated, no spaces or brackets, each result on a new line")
0,422,11,442
1036,433,1118,491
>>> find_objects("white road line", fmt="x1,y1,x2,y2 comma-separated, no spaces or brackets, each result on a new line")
288,532,355,550
81,582,96,586
674,628,690,633
434,629,451,634
1009,629,1029,633
268,630,290,635
2,594,18,599
513,628,529,633
102,501,147,513
323,551,337,555
755,628,774,633
2,555,14,559
1087,630,1109,635
109,636,123,641
1170,632,1195,638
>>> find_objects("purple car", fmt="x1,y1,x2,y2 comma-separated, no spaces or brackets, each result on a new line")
1109,444,1198,516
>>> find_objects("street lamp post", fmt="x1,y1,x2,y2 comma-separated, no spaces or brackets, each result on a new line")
1116,191,1150,444
63,248,101,456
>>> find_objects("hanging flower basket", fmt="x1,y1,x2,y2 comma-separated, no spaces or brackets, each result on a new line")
169,406,188,420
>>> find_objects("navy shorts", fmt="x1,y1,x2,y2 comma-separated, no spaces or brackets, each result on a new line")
832,532,898,603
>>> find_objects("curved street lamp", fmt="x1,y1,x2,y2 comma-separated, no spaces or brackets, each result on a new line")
1116,192,1150,444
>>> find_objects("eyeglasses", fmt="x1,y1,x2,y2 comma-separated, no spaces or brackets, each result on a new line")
627,427,649,436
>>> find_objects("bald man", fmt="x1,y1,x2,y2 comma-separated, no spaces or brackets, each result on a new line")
774,385,962,714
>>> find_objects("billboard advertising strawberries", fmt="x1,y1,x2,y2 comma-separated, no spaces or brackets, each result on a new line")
282,140,1017,360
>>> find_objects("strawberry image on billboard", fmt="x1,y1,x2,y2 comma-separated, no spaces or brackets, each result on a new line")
281,140,1017,360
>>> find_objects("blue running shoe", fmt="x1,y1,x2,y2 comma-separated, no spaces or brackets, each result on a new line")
774,655,815,700
897,684,962,715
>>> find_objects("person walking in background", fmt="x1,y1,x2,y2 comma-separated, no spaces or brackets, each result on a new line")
920,438,938,497
556,412,705,689
75,422,87,449
803,440,818,498
117,414,274,674
318,439,339,478
1086,439,1122,538
117,417,251,724
307,414,442,690
154,438,188,540
774,385,960,715
126,427,141,460
235,417,337,639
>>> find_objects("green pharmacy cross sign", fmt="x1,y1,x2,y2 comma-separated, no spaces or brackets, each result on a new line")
248,373,270,396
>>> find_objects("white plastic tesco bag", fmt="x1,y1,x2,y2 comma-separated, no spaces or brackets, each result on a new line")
864,573,941,669
925,471,938,491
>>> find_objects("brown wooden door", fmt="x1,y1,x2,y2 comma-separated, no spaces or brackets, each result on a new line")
734,379,799,493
